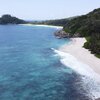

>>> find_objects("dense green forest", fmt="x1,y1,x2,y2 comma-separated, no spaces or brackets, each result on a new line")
0,15,26,24
63,8,100,58
30,18,69,26
30,17,77,26
38,19,69,26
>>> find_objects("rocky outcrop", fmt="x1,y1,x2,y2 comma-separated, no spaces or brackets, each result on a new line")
54,30,71,38
73,32,81,37
54,30,80,39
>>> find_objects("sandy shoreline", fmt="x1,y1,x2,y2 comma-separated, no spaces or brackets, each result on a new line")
59,38,100,75
20,24,63,29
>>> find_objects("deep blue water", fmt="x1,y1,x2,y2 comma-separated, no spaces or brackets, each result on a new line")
0,25,91,100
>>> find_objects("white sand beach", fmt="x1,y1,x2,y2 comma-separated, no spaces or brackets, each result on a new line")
59,38,100,75
20,24,63,29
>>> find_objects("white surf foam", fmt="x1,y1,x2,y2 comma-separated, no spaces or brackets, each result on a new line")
51,48,100,99
52,48,99,78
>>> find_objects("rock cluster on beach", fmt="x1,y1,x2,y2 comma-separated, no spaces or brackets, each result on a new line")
54,30,70,38
54,30,80,38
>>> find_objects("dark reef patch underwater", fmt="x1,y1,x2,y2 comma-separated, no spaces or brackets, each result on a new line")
0,25,99,100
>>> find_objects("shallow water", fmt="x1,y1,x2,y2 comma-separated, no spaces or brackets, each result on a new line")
0,25,98,100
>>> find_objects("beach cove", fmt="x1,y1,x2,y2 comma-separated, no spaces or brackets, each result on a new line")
59,38,100,76
21,24,100,99
0,24,99,100
0,24,92,100
24,24,100,99
57,37,100,99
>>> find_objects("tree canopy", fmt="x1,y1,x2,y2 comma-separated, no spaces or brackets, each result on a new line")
63,8,100,57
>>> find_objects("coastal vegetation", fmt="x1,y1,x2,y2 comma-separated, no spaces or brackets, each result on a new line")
30,18,69,26
45,8,100,58
29,17,77,26
63,8,100,58
0,14,26,24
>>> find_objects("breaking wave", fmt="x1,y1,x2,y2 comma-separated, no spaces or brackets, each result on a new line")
52,48,100,99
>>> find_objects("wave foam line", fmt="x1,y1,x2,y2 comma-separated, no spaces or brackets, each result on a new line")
52,48,94,77
51,48,100,79
52,48,100,99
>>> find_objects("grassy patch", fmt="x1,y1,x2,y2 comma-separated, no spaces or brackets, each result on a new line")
95,54,100,58
85,36,91,41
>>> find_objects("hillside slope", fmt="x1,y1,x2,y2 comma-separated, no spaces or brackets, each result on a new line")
0,14,26,24
30,17,77,26
63,8,100,57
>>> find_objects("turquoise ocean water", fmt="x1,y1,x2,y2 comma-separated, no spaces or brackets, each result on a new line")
0,25,96,100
